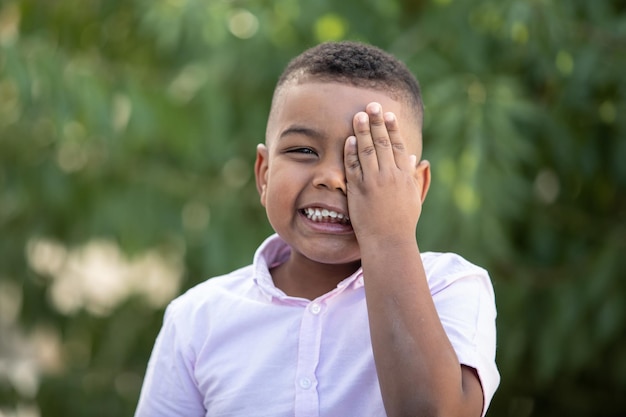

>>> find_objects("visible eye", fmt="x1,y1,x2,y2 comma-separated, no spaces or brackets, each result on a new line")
286,147,317,156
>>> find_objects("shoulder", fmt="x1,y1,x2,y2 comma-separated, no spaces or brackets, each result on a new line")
421,251,493,296
422,251,487,276
165,264,256,321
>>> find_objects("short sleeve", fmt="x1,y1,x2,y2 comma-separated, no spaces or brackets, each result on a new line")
427,254,500,417
134,302,206,417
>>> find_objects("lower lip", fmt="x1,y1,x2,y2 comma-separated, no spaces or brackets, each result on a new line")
299,211,354,234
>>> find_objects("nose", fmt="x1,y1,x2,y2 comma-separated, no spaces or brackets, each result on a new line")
312,157,347,195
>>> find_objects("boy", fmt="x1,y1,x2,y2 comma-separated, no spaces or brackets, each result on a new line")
135,41,500,417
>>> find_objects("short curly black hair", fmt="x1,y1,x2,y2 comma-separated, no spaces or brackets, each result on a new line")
275,41,423,126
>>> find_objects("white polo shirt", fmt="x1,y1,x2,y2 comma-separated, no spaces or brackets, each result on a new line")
135,234,500,417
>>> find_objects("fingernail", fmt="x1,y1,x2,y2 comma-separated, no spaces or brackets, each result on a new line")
371,103,381,115
358,113,368,123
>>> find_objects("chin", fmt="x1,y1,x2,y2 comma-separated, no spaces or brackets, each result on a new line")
299,246,361,266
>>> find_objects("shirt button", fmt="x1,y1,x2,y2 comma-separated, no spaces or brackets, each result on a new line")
309,303,322,315
299,377,312,390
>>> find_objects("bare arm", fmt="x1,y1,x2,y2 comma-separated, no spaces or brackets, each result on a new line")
344,103,484,417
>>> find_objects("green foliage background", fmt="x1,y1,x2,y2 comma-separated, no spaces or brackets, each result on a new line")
1,0,624,416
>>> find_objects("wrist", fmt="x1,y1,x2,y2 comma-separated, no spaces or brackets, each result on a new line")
357,233,419,254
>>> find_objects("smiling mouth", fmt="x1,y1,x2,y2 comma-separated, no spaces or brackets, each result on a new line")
301,207,351,225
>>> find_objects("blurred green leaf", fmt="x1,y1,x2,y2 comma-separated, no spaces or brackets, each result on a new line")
1,0,625,416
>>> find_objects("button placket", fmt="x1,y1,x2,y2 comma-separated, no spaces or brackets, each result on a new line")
294,300,324,416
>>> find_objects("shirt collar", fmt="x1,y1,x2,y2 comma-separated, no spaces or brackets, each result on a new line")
252,234,364,302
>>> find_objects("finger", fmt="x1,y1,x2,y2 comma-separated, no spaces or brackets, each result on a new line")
352,111,379,173
384,111,411,171
344,135,363,181
365,102,396,170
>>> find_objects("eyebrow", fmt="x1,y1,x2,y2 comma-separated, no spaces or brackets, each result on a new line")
278,125,325,141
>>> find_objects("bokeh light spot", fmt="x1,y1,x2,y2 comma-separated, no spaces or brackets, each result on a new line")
222,157,251,188
556,50,574,76
182,201,210,232
598,101,615,124
314,14,347,42
0,280,22,326
112,93,132,133
25,238,184,316
454,183,480,214
168,64,208,104
0,2,20,45
0,78,21,127
228,9,259,39
511,22,529,44
534,169,560,204
467,80,486,104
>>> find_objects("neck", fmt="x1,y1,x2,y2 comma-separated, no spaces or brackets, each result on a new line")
270,253,361,300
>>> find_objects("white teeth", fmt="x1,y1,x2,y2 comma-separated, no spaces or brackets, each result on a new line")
303,207,350,223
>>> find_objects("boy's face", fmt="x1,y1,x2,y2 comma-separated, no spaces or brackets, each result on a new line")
255,81,423,267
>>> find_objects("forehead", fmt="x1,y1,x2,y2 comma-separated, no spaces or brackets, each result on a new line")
267,81,420,147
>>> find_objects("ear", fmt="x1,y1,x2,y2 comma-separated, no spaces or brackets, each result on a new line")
254,143,269,207
415,159,431,203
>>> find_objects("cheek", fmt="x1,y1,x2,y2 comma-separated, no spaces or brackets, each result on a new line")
264,165,307,207
264,168,290,204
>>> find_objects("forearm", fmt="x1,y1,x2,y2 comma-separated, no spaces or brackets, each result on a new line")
360,238,482,417
342,101,485,416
